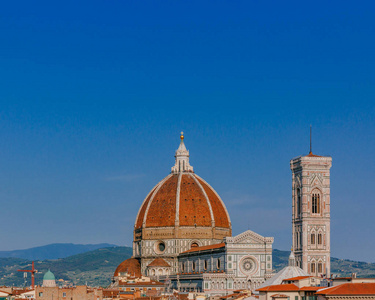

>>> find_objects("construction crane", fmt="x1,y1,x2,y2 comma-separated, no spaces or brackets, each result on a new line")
18,261,37,289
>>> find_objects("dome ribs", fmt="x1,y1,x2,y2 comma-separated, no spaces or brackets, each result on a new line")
196,176,230,228
178,174,212,227
135,185,157,229
145,174,179,227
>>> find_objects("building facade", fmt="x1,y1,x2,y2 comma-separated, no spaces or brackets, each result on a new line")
290,152,332,277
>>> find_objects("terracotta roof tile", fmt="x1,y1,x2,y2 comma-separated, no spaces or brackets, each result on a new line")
145,175,179,227
196,176,230,228
257,284,299,292
181,242,225,254
147,258,171,267
114,258,141,277
316,283,375,296
270,294,289,298
179,174,212,226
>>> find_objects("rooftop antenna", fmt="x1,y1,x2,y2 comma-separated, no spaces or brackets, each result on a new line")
309,125,312,154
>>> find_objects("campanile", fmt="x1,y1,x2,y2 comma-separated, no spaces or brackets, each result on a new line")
290,150,332,277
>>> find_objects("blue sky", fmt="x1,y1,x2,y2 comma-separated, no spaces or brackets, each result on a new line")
0,1,374,262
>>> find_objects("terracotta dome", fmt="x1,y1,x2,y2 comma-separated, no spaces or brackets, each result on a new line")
134,133,231,241
135,173,231,229
114,258,141,277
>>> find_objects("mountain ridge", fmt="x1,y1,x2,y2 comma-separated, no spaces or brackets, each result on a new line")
0,243,118,260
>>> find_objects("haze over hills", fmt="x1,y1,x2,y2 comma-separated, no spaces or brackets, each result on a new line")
0,246,374,287
0,243,117,260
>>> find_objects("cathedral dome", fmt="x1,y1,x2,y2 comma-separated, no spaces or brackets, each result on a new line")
114,258,141,277
134,133,231,241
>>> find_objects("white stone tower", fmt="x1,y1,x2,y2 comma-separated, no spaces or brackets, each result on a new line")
290,145,332,277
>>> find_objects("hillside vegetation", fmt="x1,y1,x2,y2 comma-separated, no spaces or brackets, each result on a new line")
1,247,374,287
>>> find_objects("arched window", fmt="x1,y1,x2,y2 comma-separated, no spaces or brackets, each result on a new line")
297,188,301,216
191,242,199,249
312,192,321,214
311,233,316,244
311,263,316,273
318,233,322,245
318,263,322,273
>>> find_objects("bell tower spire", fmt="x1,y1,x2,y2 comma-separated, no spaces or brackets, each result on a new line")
171,132,194,173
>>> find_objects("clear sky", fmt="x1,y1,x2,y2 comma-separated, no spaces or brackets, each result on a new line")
0,1,374,262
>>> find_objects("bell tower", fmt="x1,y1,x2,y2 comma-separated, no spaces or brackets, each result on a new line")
290,139,332,277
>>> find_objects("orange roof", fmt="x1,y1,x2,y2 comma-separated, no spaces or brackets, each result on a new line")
135,173,231,230
283,276,311,281
299,287,322,291
114,258,141,277
257,284,299,292
147,258,170,267
316,283,375,296
181,242,226,254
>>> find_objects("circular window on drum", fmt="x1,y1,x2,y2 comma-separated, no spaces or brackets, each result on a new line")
154,241,166,254
240,257,257,275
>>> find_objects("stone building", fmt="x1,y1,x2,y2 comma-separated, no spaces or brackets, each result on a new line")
290,151,332,277
35,286,102,300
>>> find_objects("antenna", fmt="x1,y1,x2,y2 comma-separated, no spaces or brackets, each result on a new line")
309,125,312,154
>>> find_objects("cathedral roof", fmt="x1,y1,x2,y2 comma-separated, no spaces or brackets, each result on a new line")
114,258,141,277
180,242,226,254
147,258,171,267
135,134,231,232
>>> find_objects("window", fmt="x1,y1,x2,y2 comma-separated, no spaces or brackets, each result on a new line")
204,260,208,270
228,263,232,269
192,261,196,271
318,263,322,273
312,193,321,214
155,241,166,254
182,262,185,272
217,258,221,269
295,296,299,300
311,263,316,273
39,293,43,297
311,233,315,244
63,293,66,298
191,242,199,248
297,189,301,216
318,233,322,245
205,283,208,289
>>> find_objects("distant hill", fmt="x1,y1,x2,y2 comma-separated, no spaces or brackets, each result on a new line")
0,243,117,260
272,249,375,278
0,247,374,288
0,246,132,287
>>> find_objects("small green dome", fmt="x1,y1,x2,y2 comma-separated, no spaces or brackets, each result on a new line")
43,270,55,281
